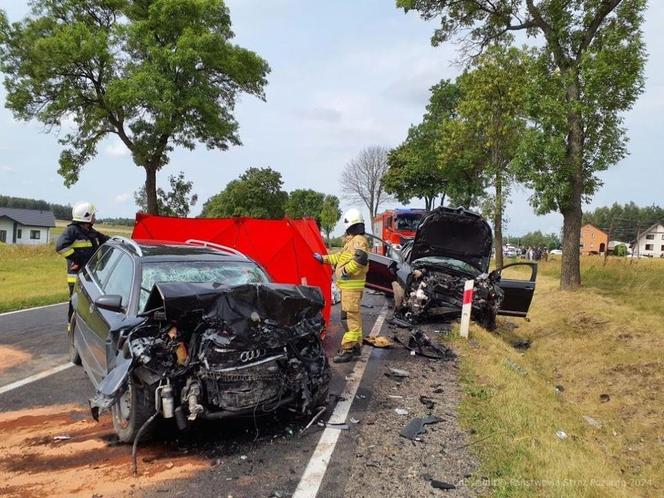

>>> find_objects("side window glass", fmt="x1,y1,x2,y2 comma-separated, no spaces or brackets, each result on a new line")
91,248,122,288
102,254,133,308
86,246,108,274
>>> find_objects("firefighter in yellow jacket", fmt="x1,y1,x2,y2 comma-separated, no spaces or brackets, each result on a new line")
314,208,369,363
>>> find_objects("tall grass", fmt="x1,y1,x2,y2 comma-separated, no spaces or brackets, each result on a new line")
455,260,664,497
539,256,664,319
0,243,68,312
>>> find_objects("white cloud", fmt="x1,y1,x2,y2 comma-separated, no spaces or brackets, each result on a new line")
105,140,131,157
114,192,131,203
1,165,15,173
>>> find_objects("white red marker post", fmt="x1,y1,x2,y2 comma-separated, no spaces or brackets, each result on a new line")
459,279,474,338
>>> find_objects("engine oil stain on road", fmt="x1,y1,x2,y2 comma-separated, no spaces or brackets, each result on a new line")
0,404,207,497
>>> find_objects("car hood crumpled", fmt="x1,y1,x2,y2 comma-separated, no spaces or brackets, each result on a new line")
409,207,493,272
143,281,325,349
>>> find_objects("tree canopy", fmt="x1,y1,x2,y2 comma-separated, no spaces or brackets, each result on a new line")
320,195,342,242
0,0,270,214
134,171,198,217
399,0,647,289
284,189,326,225
201,167,288,218
340,146,392,218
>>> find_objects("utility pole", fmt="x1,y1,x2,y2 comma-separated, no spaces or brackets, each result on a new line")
604,220,613,267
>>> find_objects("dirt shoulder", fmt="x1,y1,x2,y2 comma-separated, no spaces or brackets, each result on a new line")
342,326,478,497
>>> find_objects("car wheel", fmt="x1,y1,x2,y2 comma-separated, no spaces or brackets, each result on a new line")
111,376,155,443
68,317,81,366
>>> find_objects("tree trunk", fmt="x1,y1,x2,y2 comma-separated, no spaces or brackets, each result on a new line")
494,171,504,269
425,196,433,212
440,191,446,207
560,80,584,290
144,166,159,215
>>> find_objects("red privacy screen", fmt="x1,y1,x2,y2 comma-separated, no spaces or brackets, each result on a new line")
132,213,333,326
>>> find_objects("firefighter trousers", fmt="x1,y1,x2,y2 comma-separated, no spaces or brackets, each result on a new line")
340,289,363,349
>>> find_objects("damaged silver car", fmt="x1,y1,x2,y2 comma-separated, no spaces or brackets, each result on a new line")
69,238,329,442
366,207,537,329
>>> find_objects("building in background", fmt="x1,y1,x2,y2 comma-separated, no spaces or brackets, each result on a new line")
633,223,664,258
580,224,608,255
0,207,56,245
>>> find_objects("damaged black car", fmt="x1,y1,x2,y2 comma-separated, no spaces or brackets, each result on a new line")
69,238,329,442
366,207,537,329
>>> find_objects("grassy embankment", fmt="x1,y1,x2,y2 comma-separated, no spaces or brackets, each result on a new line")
455,257,664,497
0,222,133,313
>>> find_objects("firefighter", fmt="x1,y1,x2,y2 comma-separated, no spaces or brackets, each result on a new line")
56,201,109,327
314,208,369,363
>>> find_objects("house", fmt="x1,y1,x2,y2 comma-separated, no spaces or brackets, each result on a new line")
579,223,608,255
633,223,664,258
0,207,56,245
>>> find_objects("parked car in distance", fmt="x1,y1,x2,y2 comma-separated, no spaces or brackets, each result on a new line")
70,237,329,442
366,207,537,329
549,249,562,256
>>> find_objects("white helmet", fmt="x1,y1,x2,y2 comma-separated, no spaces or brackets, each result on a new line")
342,208,364,230
72,201,96,223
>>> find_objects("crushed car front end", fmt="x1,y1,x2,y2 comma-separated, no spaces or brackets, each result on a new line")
91,282,330,441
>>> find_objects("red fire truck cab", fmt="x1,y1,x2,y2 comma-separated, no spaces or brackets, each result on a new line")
371,209,426,255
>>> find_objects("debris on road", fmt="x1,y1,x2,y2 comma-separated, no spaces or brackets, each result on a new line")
394,408,409,416
53,435,72,441
400,416,442,441
363,336,394,348
600,393,611,403
321,422,350,430
430,479,456,490
385,367,410,380
300,406,327,436
419,396,435,410
555,430,568,440
350,417,360,424
583,415,602,429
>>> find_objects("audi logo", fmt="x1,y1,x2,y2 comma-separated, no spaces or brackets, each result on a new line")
240,349,265,363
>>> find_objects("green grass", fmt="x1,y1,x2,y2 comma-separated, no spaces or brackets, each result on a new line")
0,243,68,313
51,219,133,240
454,258,664,497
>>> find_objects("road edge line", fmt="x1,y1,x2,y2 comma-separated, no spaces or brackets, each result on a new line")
0,363,74,395
293,306,388,498
0,302,68,318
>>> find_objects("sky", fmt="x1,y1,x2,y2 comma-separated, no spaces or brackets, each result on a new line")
1,0,663,237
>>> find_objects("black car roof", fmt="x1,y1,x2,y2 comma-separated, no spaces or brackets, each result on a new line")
107,238,250,262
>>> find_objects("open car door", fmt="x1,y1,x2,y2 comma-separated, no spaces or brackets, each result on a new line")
366,252,397,294
494,263,537,317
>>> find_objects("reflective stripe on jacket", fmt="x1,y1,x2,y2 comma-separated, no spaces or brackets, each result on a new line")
323,234,369,290
55,223,109,281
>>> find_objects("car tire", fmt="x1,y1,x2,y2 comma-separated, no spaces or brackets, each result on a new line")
68,317,81,366
112,376,156,443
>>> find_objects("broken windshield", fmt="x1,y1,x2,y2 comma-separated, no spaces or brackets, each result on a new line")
139,261,270,310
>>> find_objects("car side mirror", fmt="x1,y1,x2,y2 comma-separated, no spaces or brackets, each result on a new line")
95,295,124,313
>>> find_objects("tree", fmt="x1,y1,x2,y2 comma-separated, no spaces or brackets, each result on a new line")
447,46,531,268
284,189,325,225
398,0,647,289
320,195,342,243
507,231,560,251
134,171,198,217
0,0,269,215
201,167,288,218
384,80,461,211
340,146,392,218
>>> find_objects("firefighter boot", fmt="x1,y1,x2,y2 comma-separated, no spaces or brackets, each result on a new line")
333,345,361,363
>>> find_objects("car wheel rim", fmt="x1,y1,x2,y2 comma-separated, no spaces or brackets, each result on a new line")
118,384,132,424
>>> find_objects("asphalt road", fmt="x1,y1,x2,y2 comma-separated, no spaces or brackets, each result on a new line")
0,294,393,497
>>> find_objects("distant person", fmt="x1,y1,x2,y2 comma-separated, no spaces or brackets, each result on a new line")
56,202,109,329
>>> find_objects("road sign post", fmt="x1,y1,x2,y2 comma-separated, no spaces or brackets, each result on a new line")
459,279,474,338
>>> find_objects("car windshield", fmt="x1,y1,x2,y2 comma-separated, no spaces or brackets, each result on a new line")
395,214,422,231
414,256,481,276
139,260,269,310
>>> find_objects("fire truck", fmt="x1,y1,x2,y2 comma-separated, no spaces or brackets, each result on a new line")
371,209,426,255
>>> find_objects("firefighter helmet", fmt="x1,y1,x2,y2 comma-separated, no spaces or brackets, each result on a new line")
342,208,364,230
72,201,96,223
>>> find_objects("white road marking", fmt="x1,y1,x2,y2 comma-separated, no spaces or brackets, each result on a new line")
0,363,74,395
293,306,388,498
0,302,67,318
